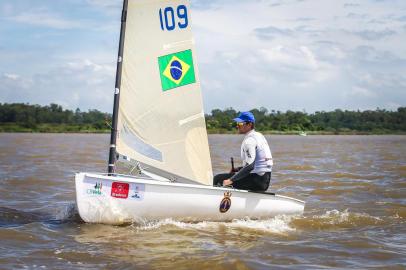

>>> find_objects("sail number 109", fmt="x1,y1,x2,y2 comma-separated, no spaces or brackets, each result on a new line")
159,5,188,31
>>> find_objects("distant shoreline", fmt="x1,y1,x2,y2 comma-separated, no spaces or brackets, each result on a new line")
207,130,406,136
0,123,109,134
207,130,406,135
1,124,405,135
2,103,405,135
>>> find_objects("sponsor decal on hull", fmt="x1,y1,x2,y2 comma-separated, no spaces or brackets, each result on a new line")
219,191,232,213
86,182,103,196
129,183,145,201
111,182,129,199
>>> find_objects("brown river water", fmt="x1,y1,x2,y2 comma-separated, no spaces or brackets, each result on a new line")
0,133,405,269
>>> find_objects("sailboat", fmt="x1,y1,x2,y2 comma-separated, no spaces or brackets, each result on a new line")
75,0,305,225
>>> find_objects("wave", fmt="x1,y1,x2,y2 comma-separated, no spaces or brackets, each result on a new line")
50,203,82,224
2,205,391,234
279,165,316,171
132,215,297,235
0,203,80,227
291,209,385,230
130,209,388,234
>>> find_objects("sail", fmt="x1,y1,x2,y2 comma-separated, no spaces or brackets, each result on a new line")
116,0,213,185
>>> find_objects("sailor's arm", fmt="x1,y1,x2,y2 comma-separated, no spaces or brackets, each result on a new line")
229,161,255,182
223,141,256,185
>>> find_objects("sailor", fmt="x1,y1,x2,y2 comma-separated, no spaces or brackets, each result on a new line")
213,111,273,191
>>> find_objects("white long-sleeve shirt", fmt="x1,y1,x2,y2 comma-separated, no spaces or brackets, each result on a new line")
231,130,273,182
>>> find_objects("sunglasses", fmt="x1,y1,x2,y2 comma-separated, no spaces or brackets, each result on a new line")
236,122,246,127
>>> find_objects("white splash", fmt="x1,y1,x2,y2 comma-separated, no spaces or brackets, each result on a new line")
229,216,296,234
134,215,297,234
318,209,382,225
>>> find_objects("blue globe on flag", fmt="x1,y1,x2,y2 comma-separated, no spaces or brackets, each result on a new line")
170,60,183,80
160,54,193,88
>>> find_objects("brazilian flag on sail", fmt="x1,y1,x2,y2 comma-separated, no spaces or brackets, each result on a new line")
158,50,196,91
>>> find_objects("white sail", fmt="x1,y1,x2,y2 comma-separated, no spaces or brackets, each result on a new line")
116,0,213,185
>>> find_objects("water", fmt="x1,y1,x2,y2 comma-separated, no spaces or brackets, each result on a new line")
0,133,405,269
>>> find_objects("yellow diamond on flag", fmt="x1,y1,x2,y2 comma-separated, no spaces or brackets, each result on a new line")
162,56,190,85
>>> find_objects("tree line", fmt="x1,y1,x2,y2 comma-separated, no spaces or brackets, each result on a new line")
0,103,109,132
0,103,405,133
206,107,406,133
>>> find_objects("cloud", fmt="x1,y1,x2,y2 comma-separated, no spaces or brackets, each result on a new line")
342,45,406,109
8,9,83,29
357,71,406,90
367,19,387,25
254,26,293,40
1,0,406,113
295,17,315,22
260,45,321,70
85,0,121,9
397,15,406,22
350,86,377,98
346,12,368,19
199,42,344,112
344,3,360,8
0,59,115,111
351,45,402,64
191,0,222,10
351,29,396,40
0,73,33,101
3,73,20,80
85,0,122,16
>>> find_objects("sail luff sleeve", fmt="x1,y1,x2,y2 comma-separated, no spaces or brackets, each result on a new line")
108,0,128,174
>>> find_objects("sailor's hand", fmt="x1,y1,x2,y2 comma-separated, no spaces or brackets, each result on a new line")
230,168,239,173
223,179,233,186
229,166,242,173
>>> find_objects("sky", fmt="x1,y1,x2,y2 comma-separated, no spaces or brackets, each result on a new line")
0,0,405,113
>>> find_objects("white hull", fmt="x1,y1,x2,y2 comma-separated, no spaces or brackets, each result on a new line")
75,172,305,225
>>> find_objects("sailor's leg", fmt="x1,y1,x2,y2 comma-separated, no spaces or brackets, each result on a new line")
232,172,271,191
213,173,233,186
256,172,271,191
231,175,255,190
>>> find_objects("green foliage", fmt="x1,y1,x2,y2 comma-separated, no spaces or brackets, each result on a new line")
0,103,405,133
0,103,111,132
205,107,406,134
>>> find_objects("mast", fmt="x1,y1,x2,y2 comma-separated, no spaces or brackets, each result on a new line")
108,0,128,174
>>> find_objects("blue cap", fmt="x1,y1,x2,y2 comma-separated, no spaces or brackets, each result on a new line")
233,111,255,123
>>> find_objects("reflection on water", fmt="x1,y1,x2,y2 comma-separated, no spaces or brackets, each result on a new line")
0,133,405,269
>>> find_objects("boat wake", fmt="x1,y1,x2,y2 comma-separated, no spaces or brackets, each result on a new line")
51,202,82,224
0,203,80,227
1,204,384,233
132,215,298,235
130,209,387,234
290,209,385,230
